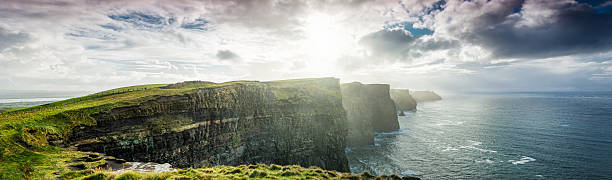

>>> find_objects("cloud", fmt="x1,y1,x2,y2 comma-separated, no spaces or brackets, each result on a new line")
0,26,31,51
216,50,240,61
433,0,612,59
359,29,415,59
0,0,611,92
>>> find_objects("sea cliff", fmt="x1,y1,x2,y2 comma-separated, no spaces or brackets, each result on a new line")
390,89,417,111
341,82,399,147
68,78,350,172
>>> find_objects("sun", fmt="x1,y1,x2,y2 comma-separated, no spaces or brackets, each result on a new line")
301,13,350,75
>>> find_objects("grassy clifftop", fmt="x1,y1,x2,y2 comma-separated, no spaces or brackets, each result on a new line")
62,164,413,180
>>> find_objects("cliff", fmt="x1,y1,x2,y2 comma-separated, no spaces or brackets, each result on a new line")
67,78,350,172
340,83,375,146
341,83,399,146
390,89,417,111
410,91,442,102
0,78,354,179
365,84,400,133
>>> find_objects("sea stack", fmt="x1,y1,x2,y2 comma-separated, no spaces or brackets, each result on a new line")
410,91,442,102
390,89,418,112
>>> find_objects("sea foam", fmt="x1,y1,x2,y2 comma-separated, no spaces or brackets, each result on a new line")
509,156,536,165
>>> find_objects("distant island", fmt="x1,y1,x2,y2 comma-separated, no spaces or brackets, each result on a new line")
0,78,438,179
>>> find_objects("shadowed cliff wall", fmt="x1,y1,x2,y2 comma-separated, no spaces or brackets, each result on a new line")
67,78,350,172
390,89,417,111
340,83,375,146
341,83,399,146
365,84,399,133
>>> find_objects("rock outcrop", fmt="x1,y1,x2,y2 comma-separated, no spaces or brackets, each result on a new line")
410,91,442,102
67,78,350,172
341,82,399,146
390,89,417,111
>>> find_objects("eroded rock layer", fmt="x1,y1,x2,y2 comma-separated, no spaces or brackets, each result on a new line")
390,89,417,111
68,78,350,172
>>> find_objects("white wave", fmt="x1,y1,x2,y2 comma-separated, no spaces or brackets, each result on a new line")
509,156,536,165
467,140,482,146
475,159,495,164
401,170,419,176
459,140,497,153
113,162,175,173
460,146,498,153
435,120,465,126
441,146,458,152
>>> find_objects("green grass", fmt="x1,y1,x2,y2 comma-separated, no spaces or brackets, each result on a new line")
62,164,398,180
0,78,362,179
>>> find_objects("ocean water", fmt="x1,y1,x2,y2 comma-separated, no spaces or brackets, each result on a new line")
0,90,88,109
346,92,612,179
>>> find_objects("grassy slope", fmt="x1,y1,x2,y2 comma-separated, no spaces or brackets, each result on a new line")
0,81,264,179
0,78,387,180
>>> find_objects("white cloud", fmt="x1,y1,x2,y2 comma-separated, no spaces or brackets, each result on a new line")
0,0,610,92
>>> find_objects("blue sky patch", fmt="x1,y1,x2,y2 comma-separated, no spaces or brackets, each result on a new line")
384,22,433,37
99,24,122,31
108,11,173,31
181,18,210,31
66,28,117,40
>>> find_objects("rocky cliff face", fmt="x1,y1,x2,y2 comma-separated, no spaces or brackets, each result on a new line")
67,78,350,172
410,91,442,102
390,89,417,111
365,84,399,133
340,83,375,146
341,83,399,146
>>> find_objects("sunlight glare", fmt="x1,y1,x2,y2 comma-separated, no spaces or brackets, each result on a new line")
302,13,349,75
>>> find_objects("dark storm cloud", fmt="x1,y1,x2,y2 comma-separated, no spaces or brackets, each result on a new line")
453,0,612,59
0,27,31,51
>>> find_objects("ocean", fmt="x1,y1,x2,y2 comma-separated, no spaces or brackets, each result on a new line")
0,90,88,110
346,92,612,179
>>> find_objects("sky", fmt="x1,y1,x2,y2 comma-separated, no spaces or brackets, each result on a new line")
1,0,612,92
